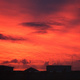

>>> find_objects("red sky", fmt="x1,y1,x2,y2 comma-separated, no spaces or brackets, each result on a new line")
0,0,80,71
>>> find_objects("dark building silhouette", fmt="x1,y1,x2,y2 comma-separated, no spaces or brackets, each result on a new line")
0,65,80,80
0,65,14,72
24,67,39,72
47,65,71,72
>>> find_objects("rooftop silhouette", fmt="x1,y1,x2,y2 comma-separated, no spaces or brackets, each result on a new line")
0,65,80,80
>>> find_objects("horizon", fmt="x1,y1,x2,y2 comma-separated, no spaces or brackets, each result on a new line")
0,64,77,71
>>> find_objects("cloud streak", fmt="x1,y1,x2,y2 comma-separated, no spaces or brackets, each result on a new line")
2,59,18,64
20,22,51,30
2,59,31,65
20,21,65,33
0,33,25,41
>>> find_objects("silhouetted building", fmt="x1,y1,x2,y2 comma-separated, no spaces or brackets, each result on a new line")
47,65,71,72
24,67,39,72
0,65,14,72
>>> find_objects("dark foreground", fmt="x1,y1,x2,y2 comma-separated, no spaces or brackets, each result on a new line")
0,71,80,80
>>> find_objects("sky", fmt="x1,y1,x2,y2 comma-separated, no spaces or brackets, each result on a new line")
0,0,80,71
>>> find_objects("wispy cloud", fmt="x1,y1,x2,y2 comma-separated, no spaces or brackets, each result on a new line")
1,59,31,65
20,22,51,30
0,33,25,41
20,22,64,33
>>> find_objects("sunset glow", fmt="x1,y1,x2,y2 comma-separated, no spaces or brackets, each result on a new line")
0,0,80,71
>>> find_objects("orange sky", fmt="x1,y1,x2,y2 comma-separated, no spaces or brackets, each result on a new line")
0,0,80,71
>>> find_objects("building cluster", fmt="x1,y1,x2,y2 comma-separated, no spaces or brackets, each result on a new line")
0,65,71,73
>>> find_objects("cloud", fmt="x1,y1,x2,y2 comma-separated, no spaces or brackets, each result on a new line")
33,30,47,34
17,0,76,15
20,22,51,34
0,34,8,40
0,0,79,17
2,61,10,64
1,59,31,65
21,22,51,30
1,59,19,64
0,0,80,71
21,0,79,17
0,33,25,41
10,59,18,63
1,0,80,32
21,59,31,65
20,21,64,33
30,0,67,14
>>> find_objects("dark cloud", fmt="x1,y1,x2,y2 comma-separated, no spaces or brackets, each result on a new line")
21,22,51,30
20,22,51,34
1,0,77,17
21,59,31,65
48,22,64,26
33,30,47,34
1,59,31,65
30,0,67,14
0,33,25,41
21,0,76,15
1,59,18,64
2,61,10,64
24,0,78,16
20,22,64,33
1,0,79,33
1,0,79,17
10,59,18,63
0,34,8,40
